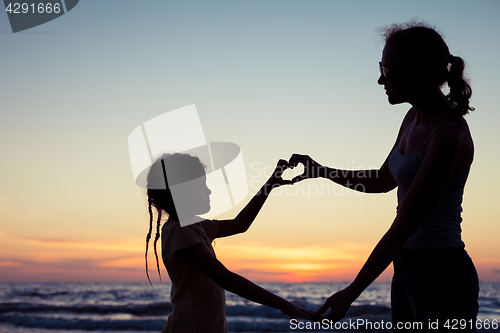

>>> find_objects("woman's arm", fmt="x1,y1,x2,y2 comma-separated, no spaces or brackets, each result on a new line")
177,243,314,320
216,159,291,238
288,154,396,194
288,108,417,194
315,125,472,321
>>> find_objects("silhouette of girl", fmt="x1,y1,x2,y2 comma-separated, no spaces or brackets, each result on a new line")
145,153,313,333
289,22,479,332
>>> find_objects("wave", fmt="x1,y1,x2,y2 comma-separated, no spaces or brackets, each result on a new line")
1,283,497,332
0,304,390,332
0,314,166,331
1,301,389,316
0,302,172,316
0,315,393,332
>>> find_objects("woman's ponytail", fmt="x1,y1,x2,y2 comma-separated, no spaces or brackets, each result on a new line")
447,55,474,115
381,22,475,116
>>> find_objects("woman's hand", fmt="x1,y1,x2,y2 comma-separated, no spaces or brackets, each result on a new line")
314,287,356,322
280,301,315,320
288,154,325,184
266,159,293,189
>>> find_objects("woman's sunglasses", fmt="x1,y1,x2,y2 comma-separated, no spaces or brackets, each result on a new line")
379,62,390,79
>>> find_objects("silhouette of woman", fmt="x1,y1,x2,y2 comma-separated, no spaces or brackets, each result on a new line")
144,153,313,333
289,22,479,332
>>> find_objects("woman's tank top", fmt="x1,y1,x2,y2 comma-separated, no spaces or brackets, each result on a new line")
389,121,471,249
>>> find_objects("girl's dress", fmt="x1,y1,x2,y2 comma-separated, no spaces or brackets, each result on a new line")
161,218,228,333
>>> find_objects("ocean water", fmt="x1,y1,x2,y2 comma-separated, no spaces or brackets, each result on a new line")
0,282,499,333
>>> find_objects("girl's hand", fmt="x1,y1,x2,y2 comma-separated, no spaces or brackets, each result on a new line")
288,154,325,184
280,301,315,320
314,288,356,322
266,159,293,189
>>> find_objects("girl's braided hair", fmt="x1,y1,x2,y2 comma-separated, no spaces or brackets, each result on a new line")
145,153,205,287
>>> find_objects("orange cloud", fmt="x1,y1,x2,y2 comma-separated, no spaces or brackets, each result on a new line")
0,231,149,282
1,231,498,283
214,241,379,283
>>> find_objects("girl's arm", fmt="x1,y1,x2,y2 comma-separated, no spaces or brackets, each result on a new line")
288,108,417,194
216,159,291,238
177,243,314,320
315,125,473,321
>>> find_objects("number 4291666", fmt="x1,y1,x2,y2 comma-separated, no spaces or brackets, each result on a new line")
5,2,61,14
444,319,498,330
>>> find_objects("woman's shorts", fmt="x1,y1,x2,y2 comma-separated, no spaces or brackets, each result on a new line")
391,246,479,332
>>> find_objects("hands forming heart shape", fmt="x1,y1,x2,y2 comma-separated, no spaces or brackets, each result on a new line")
268,154,325,187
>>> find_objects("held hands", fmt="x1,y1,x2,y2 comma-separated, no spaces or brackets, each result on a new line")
280,300,315,321
314,288,356,322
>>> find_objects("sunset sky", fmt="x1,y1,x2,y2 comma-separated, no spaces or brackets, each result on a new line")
1,0,499,284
